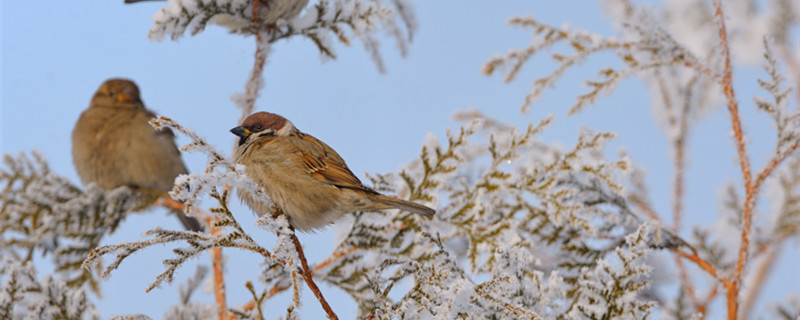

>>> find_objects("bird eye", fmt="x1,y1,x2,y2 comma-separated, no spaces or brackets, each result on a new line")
253,124,264,131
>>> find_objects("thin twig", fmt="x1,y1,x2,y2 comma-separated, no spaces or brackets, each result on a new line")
156,198,229,320
235,245,361,315
155,196,185,211
775,44,800,107
210,217,228,320
240,31,268,124
752,140,800,193
683,60,721,81
711,1,752,318
289,227,339,320
474,286,542,320
669,70,696,308
315,246,360,271
672,249,724,282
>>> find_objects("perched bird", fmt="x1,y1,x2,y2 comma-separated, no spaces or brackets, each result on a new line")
231,112,436,231
72,78,203,232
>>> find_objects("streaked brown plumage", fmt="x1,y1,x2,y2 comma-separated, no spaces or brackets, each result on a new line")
231,112,435,231
72,78,203,232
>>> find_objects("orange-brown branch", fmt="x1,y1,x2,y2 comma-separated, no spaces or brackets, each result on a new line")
753,140,800,194
235,245,360,316
154,196,185,211
209,217,228,320
711,1,753,318
673,249,723,281
289,229,339,320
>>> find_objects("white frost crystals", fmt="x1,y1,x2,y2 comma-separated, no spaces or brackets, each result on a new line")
148,0,415,73
0,258,99,320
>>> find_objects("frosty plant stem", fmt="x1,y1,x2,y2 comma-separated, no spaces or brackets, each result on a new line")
155,198,229,320
710,1,800,318
712,1,752,318
239,31,268,125
209,218,229,320
288,225,339,320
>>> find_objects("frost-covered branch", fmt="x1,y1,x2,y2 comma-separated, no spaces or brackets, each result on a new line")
484,1,799,318
482,14,713,114
1,152,143,293
146,0,416,122
0,258,99,320
149,0,413,83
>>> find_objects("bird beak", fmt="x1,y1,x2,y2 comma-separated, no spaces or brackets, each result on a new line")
116,87,138,102
230,126,251,138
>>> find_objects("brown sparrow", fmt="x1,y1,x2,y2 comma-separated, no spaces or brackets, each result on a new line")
72,78,203,232
231,112,435,231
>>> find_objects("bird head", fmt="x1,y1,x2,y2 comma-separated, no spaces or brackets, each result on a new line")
231,112,296,146
92,78,142,107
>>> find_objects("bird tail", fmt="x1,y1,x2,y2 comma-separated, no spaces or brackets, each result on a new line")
372,195,436,218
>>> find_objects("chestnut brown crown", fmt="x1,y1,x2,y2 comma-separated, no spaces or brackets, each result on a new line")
230,112,296,145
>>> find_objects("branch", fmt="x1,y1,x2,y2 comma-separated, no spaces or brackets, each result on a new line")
209,217,228,320
156,197,228,320
237,31,269,124
288,226,339,320
753,139,800,193
711,1,752,318
683,60,722,81
672,249,724,282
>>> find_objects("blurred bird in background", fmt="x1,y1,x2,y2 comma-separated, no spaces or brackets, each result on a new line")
72,78,204,232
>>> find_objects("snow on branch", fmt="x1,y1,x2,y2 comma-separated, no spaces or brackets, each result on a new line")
148,0,414,73
754,37,800,155
0,152,142,293
482,2,799,319
301,110,666,318
482,14,716,115
0,258,99,320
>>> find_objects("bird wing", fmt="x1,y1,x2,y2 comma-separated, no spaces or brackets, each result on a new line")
292,132,377,194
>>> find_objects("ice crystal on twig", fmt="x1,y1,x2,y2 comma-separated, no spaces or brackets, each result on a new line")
149,0,414,73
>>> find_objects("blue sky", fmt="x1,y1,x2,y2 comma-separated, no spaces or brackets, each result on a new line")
2,0,797,318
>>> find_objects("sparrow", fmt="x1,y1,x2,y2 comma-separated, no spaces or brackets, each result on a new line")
72,78,203,232
231,112,435,231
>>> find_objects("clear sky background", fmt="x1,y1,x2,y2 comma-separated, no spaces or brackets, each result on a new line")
2,0,798,318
